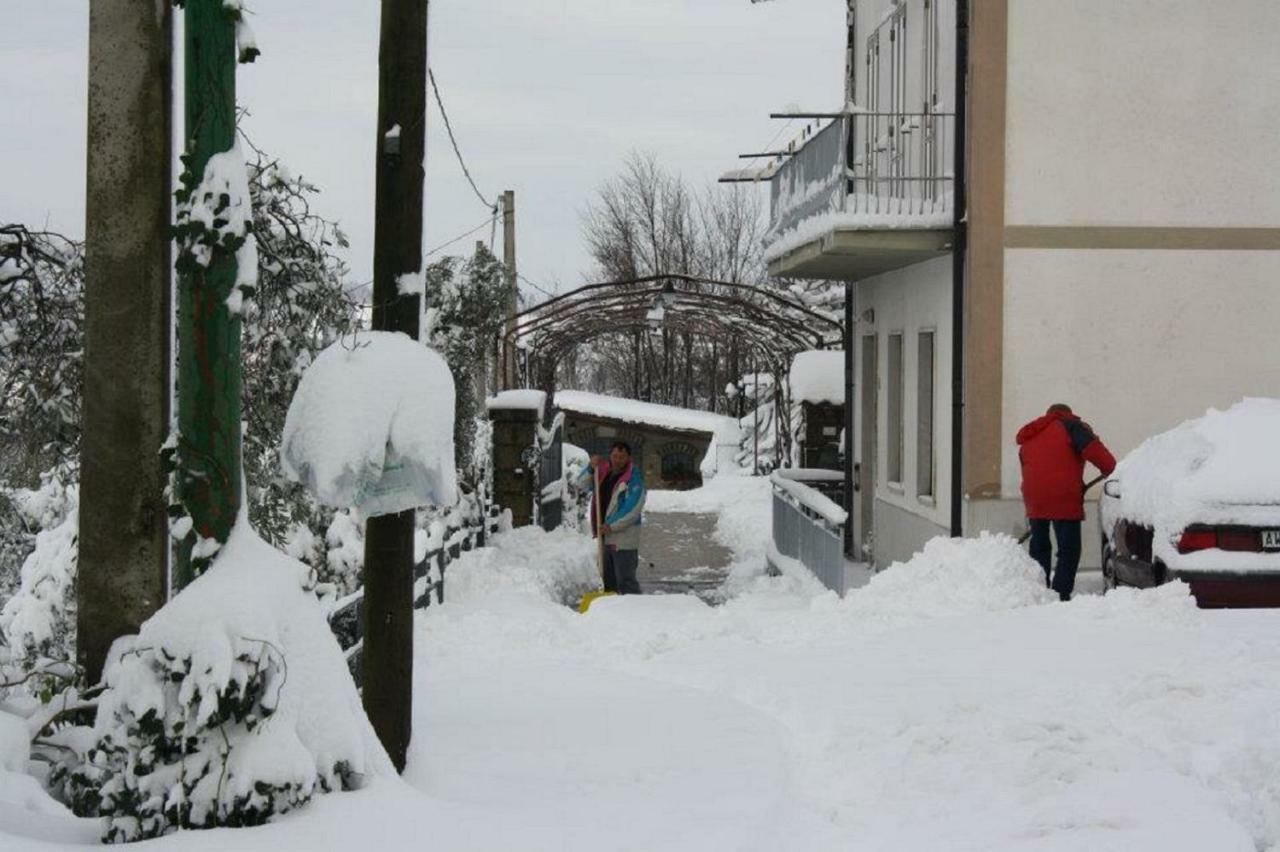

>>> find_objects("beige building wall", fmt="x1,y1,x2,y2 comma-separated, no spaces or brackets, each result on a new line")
1000,0,1280,503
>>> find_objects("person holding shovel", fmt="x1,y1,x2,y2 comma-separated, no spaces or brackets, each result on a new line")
1017,403,1116,601
577,441,647,595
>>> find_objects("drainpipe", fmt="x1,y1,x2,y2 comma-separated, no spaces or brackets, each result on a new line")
949,0,969,537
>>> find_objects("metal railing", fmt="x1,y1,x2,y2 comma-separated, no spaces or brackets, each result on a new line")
771,475,846,594
327,504,502,687
768,111,954,238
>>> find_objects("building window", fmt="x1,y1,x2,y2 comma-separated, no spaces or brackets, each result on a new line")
887,332,904,484
917,331,935,499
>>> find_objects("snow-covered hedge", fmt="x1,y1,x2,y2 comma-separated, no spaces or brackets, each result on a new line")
54,523,390,842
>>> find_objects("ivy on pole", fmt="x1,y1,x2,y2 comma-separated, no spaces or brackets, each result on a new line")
169,0,258,588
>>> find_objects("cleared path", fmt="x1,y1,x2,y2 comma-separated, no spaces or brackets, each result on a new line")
637,511,733,599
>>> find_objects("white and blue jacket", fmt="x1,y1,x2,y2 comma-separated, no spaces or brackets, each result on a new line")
577,461,646,551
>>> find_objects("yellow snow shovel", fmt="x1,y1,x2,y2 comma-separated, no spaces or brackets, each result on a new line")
578,462,615,613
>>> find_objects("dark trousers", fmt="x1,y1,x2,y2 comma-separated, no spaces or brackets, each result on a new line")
603,547,642,595
1028,519,1082,601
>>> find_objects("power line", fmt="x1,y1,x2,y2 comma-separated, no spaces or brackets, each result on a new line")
425,214,498,259
518,272,556,299
428,68,496,214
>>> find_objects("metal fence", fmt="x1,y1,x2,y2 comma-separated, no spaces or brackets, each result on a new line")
327,504,502,687
768,111,954,237
771,480,846,594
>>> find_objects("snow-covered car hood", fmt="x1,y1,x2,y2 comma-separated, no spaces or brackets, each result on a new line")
1102,398,1280,572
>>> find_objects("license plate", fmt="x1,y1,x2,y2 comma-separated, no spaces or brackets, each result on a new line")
1264,530,1280,551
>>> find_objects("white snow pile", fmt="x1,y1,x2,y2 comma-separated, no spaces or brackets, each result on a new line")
281,332,457,515
846,533,1057,621
788,350,844,405
1105,397,1280,538
61,522,392,842
440,525,597,608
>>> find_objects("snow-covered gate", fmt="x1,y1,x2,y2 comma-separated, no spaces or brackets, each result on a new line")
327,502,502,687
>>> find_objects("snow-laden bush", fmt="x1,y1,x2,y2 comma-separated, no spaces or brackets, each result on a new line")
53,522,390,842
0,473,78,675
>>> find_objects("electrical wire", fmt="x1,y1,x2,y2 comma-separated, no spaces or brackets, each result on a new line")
428,68,496,214
425,214,498,259
517,272,556,300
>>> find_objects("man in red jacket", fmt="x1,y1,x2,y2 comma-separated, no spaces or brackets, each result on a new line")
1017,403,1116,600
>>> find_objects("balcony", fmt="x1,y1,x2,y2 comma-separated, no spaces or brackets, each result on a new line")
761,111,954,280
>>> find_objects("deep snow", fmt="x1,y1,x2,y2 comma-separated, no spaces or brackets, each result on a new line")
5,482,1280,850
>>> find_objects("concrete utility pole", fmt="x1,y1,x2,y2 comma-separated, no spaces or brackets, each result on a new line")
78,0,173,684
501,189,517,388
173,0,244,589
365,0,430,773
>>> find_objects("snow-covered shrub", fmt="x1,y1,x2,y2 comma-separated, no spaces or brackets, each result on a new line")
323,509,364,593
0,473,78,676
54,523,389,842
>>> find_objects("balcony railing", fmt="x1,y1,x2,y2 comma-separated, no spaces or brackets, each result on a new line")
766,111,954,244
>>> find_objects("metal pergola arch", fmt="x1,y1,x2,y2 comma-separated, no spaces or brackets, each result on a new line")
496,273,844,471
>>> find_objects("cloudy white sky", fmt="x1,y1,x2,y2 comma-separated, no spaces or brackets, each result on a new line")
3,1,843,296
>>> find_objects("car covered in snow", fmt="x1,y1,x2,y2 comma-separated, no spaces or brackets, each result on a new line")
1100,398,1280,607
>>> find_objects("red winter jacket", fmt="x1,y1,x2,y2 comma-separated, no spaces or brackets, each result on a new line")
1017,411,1116,521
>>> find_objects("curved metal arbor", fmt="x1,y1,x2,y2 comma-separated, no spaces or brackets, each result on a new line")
500,273,843,387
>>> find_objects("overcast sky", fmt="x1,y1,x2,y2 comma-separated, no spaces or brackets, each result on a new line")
2,1,843,296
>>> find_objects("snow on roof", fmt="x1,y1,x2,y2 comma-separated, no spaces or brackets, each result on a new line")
1104,398,1280,543
281,331,458,512
485,389,547,419
790,350,844,404
554,390,742,446
763,194,953,265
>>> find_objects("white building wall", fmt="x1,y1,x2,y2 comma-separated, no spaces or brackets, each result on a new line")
1001,0,1280,508
854,255,952,568
852,0,956,113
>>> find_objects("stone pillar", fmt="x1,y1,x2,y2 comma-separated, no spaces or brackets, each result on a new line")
488,407,538,528
78,0,173,683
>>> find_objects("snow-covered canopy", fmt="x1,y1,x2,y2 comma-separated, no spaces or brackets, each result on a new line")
1103,398,1280,544
789,350,844,405
555,390,742,447
281,332,457,514
485,389,547,420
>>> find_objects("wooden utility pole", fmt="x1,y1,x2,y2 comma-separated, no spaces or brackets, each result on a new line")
501,190,517,388
173,0,244,589
78,0,172,684
364,0,430,773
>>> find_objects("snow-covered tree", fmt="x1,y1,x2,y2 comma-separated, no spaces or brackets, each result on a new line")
425,243,512,487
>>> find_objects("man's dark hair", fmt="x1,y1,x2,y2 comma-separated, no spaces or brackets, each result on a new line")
1047,403,1073,416
611,440,632,455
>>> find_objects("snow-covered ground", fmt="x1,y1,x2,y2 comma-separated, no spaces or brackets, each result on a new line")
5,478,1280,850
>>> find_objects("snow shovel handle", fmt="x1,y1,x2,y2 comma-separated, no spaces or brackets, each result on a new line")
594,463,607,583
